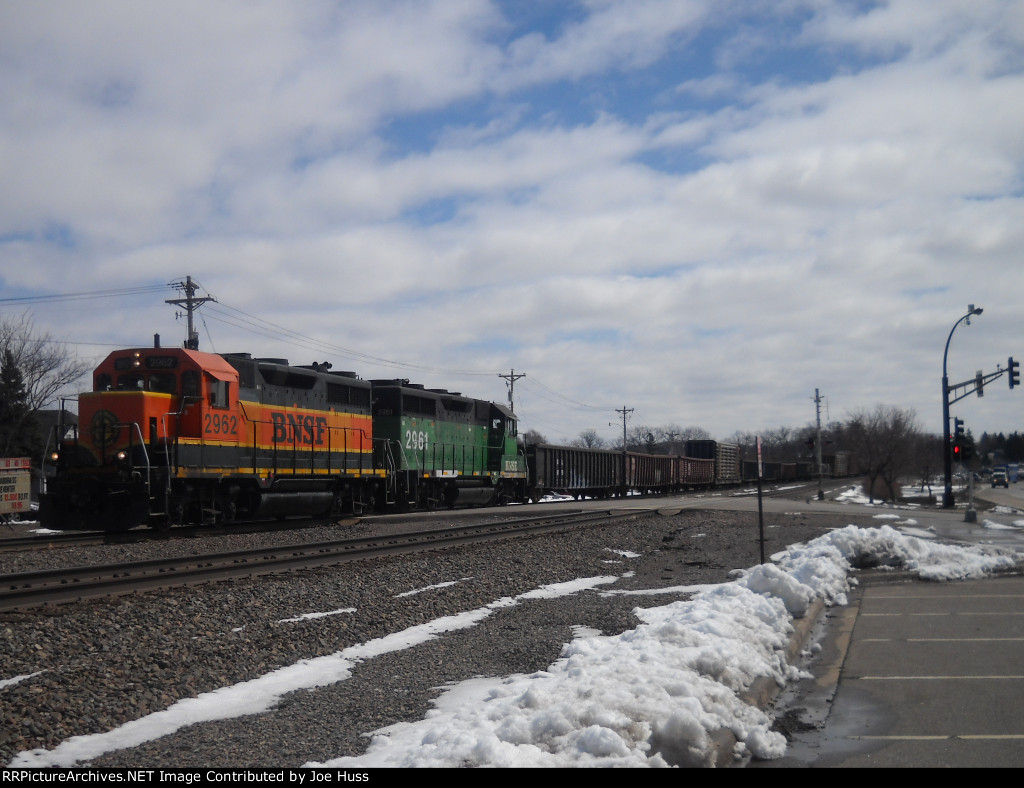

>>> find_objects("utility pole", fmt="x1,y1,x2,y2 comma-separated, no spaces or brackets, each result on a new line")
497,369,526,412
166,276,216,350
616,406,633,498
814,388,825,501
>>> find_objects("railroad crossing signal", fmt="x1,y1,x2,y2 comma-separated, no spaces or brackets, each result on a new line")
1010,357,1020,389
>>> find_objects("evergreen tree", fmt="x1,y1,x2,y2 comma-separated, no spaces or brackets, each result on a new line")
0,348,38,458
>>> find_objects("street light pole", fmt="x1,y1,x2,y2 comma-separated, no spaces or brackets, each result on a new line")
942,305,982,508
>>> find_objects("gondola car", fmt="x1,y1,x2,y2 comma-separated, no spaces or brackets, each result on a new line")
685,440,741,486
524,444,717,501
525,443,621,501
674,454,716,489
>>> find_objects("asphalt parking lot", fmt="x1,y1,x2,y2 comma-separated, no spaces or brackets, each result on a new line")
758,565,1024,767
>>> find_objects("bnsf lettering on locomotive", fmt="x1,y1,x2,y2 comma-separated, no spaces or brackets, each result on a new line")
271,412,328,445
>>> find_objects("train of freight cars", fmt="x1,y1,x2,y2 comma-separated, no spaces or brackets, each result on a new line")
38,341,831,531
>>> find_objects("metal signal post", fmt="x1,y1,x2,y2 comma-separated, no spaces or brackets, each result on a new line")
940,307,1020,509
941,306,982,508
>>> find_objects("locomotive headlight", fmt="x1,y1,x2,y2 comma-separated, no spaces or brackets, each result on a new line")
117,450,128,461
50,451,60,463
132,351,142,368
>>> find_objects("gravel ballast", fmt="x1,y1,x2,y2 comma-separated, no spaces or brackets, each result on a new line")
1,504,879,768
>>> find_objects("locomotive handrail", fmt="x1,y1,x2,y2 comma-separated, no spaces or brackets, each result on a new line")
125,422,152,495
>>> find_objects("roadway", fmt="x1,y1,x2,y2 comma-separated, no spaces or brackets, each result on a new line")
748,481,1024,768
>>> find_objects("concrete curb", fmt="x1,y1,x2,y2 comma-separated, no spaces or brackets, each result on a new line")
710,597,826,767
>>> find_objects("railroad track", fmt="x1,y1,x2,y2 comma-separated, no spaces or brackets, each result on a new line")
0,516,343,553
0,509,653,612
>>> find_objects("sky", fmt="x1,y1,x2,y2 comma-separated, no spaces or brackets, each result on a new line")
1,1,1023,446
6,491,1023,768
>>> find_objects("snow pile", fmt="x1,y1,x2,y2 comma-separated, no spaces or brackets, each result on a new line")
313,525,1020,768
824,524,1019,580
316,581,797,768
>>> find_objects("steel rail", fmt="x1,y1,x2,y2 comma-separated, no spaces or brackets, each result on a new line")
0,509,651,612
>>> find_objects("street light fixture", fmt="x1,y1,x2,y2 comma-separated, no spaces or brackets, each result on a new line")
942,305,982,508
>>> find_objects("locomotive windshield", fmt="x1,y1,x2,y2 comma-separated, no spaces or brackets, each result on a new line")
96,372,178,394
96,353,183,394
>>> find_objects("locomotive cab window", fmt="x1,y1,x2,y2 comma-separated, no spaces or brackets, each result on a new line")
148,372,176,395
182,370,200,399
118,374,145,390
208,379,230,409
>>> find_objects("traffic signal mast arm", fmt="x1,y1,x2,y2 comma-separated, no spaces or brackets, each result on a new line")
946,363,1013,406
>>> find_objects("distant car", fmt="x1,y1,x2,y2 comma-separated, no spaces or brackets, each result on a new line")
992,471,1009,488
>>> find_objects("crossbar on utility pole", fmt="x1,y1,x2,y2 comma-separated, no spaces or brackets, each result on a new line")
498,369,526,412
166,276,216,350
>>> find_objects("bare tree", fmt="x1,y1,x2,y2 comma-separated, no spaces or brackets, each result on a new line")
845,405,922,503
878,407,921,499
913,433,944,494
620,424,712,454
572,428,607,449
0,313,91,455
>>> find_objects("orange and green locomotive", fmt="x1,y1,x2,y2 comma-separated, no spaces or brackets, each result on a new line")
41,342,526,531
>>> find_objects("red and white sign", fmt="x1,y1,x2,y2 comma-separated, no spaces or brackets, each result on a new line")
1,458,31,514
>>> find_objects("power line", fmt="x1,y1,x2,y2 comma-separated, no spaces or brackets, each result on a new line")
206,301,499,378
5,278,613,414
0,285,168,305
520,377,609,412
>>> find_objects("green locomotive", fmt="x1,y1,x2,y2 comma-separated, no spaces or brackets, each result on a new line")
371,379,526,510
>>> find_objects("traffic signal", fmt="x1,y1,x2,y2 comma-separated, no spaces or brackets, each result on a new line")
953,443,961,460
1010,357,1020,389
954,418,964,440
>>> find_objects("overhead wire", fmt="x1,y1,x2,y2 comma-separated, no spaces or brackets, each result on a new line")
206,301,502,378
0,284,169,305
208,301,613,413
519,376,611,412
8,278,613,414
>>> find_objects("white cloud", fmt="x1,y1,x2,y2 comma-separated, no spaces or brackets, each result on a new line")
1,1,1023,442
